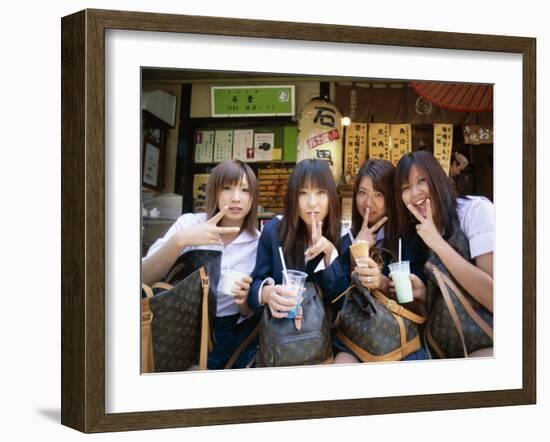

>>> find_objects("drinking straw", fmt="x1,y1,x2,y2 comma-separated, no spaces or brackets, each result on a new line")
398,238,402,263
278,246,289,282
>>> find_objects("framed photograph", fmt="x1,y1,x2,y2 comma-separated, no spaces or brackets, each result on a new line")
61,9,536,433
142,138,163,189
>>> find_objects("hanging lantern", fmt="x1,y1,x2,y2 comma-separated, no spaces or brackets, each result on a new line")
296,98,343,183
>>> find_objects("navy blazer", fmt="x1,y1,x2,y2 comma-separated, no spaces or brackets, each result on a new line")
343,227,428,283
248,217,350,313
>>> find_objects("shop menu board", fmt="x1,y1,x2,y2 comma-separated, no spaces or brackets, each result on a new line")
233,129,254,161
143,142,160,187
254,132,275,162
213,130,234,163
341,197,353,231
258,167,293,214
194,130,215,163
344,123,410,174
344,123,367,181
193,127,291,163
192,174,210,212
390,124,412,166
433,123,453,176
368,123,391,160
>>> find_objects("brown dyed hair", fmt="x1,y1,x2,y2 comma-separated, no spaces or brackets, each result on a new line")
351,159,396,249
206,160,259,234
280,159,341,268
394,151,460,242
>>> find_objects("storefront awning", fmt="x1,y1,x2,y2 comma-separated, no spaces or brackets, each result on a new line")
410,81,493,112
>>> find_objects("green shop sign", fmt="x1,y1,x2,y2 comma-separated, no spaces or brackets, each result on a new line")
211,85,295,117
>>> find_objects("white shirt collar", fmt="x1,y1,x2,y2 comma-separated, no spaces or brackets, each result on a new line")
230,228,260,245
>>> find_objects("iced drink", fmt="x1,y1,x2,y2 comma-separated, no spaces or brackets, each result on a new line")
219,269,247,296
388,261,413,304
283,270,307,318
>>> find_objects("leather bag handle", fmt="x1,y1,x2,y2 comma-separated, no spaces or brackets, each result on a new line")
371,290,426,324
336,329,421,363
151,281,173,291
224,323,260,369
165,261,185,284
425,261,493,358
199,266,210,371
350,273,377,314
430,265,469,357
141,284,155,373
435,266,493,339
141,283,154,299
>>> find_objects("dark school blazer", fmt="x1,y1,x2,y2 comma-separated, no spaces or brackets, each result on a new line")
248,217,350,314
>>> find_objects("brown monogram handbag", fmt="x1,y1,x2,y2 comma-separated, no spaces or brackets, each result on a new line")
335,273,426,362
256,283,333,367
423,230,493,358
141,291,155,373
141,249,221,373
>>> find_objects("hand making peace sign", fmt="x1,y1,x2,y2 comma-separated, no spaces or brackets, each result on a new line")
178,206,240,247
406,199,444,251
355,207,388,246
304,211,335,262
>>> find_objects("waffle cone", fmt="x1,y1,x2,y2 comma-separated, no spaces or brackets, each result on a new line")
350,241,369,261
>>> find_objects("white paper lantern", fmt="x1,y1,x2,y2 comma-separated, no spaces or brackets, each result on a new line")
296,98,343,183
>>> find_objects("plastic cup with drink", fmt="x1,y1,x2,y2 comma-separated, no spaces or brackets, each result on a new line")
278,247,307,319
282,270,307,318
388,261,414,303
219,268,248,296
389,238,414,304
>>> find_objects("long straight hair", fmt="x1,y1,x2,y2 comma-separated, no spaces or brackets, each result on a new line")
351,159,396,250
280,159,341,268
394,151,460,242
206,159,259,235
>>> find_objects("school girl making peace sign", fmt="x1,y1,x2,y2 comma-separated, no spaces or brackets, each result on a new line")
248,159,348,319
142,160,261,369
394,151,494,357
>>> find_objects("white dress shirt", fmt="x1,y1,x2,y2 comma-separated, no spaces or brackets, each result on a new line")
146,213,260,317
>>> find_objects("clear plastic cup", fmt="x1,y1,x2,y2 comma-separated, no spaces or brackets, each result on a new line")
283,270,308,318
388,261,414,304
219,269,247,296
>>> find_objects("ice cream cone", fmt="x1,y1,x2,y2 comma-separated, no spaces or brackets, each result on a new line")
350,240,369,266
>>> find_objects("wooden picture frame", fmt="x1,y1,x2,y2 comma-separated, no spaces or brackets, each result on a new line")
61,9,536,433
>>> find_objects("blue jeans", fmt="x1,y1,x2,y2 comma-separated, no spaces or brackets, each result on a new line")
333,335,429,361
402,346,429,360
207,313,259,370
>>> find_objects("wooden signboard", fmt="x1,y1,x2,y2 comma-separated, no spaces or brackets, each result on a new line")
462,124,494,145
